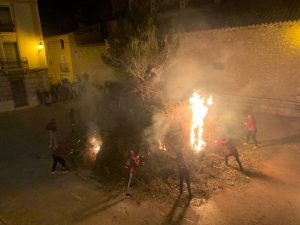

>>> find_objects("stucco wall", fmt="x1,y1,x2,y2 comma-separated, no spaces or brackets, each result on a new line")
71,44,115,85
45,34,74,83
12,1,47,69
172,21,300,102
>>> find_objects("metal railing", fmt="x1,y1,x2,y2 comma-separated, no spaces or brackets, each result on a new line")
0,21,15,32
0,58,29,71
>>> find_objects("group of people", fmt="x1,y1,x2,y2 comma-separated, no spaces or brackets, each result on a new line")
45,110,258,198
125,113,258,198
36,80,76,106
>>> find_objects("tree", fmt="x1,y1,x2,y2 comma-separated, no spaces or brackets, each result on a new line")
102,8,180,108
96,8,180,176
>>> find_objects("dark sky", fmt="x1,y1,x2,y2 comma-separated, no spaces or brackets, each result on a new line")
38,0,300,36
38,0,112,36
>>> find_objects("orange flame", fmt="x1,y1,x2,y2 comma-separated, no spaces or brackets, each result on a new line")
89,136,102,159
189,92,213,151
158,139,167,151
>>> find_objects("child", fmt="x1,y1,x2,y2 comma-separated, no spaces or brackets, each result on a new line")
125,150,140,196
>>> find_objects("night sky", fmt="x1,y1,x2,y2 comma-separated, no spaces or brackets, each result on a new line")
38,0,112,36
37,0,300,36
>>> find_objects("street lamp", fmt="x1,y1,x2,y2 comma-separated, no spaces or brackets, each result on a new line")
38,42,44,52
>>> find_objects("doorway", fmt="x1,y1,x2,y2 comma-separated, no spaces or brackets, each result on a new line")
10,78,28,107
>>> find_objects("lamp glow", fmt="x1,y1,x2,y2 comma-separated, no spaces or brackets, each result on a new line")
38,42,44,51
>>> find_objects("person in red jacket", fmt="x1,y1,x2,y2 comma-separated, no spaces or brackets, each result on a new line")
125,150,140,196
46,118,57,149
244,114,258,148
216,137,243,171
51,138,69,174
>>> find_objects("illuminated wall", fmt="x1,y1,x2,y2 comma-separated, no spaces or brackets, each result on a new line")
0,0,48,112
70,42,115,85
45,34,74,84
0,0,47,69
45,33,115,85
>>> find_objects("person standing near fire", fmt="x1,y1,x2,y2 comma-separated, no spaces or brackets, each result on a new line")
51,137,69,174
244,113,258,148
69,108,76,133
46,118,57,149
177,151,192,198
215,136,243,171
125,149,140,196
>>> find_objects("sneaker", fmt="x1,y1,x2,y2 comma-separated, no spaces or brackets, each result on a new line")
126,193,132,197
62,170,69,174
51,171,56,175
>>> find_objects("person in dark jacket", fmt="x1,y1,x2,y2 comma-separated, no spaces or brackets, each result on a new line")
244,114,258,148
177,151,192,198
46,118,57,149
216,137,243,171
125,150,140,196
51,138,69,174
36,89,43,105
69,108,76,132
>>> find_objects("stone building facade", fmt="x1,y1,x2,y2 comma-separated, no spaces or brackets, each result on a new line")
172,21,300,116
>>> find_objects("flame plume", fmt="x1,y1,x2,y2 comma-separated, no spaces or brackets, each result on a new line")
189,92,213,151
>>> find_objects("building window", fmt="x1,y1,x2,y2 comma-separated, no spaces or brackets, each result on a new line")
0,6,14,32
60,39,65,49
3,42,19,61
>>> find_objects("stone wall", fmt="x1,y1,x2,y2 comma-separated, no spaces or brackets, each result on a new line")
0,69,49,113
166,21,300,116
0,75,14,112
24,69,48,106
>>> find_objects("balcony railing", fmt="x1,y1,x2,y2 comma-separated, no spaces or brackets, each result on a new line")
0,58,29,72
0,21,15,32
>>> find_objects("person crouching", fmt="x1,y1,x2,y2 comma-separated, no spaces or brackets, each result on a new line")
215,136,243,171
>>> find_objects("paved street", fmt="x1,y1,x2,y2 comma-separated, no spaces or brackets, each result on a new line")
0,105,300,225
